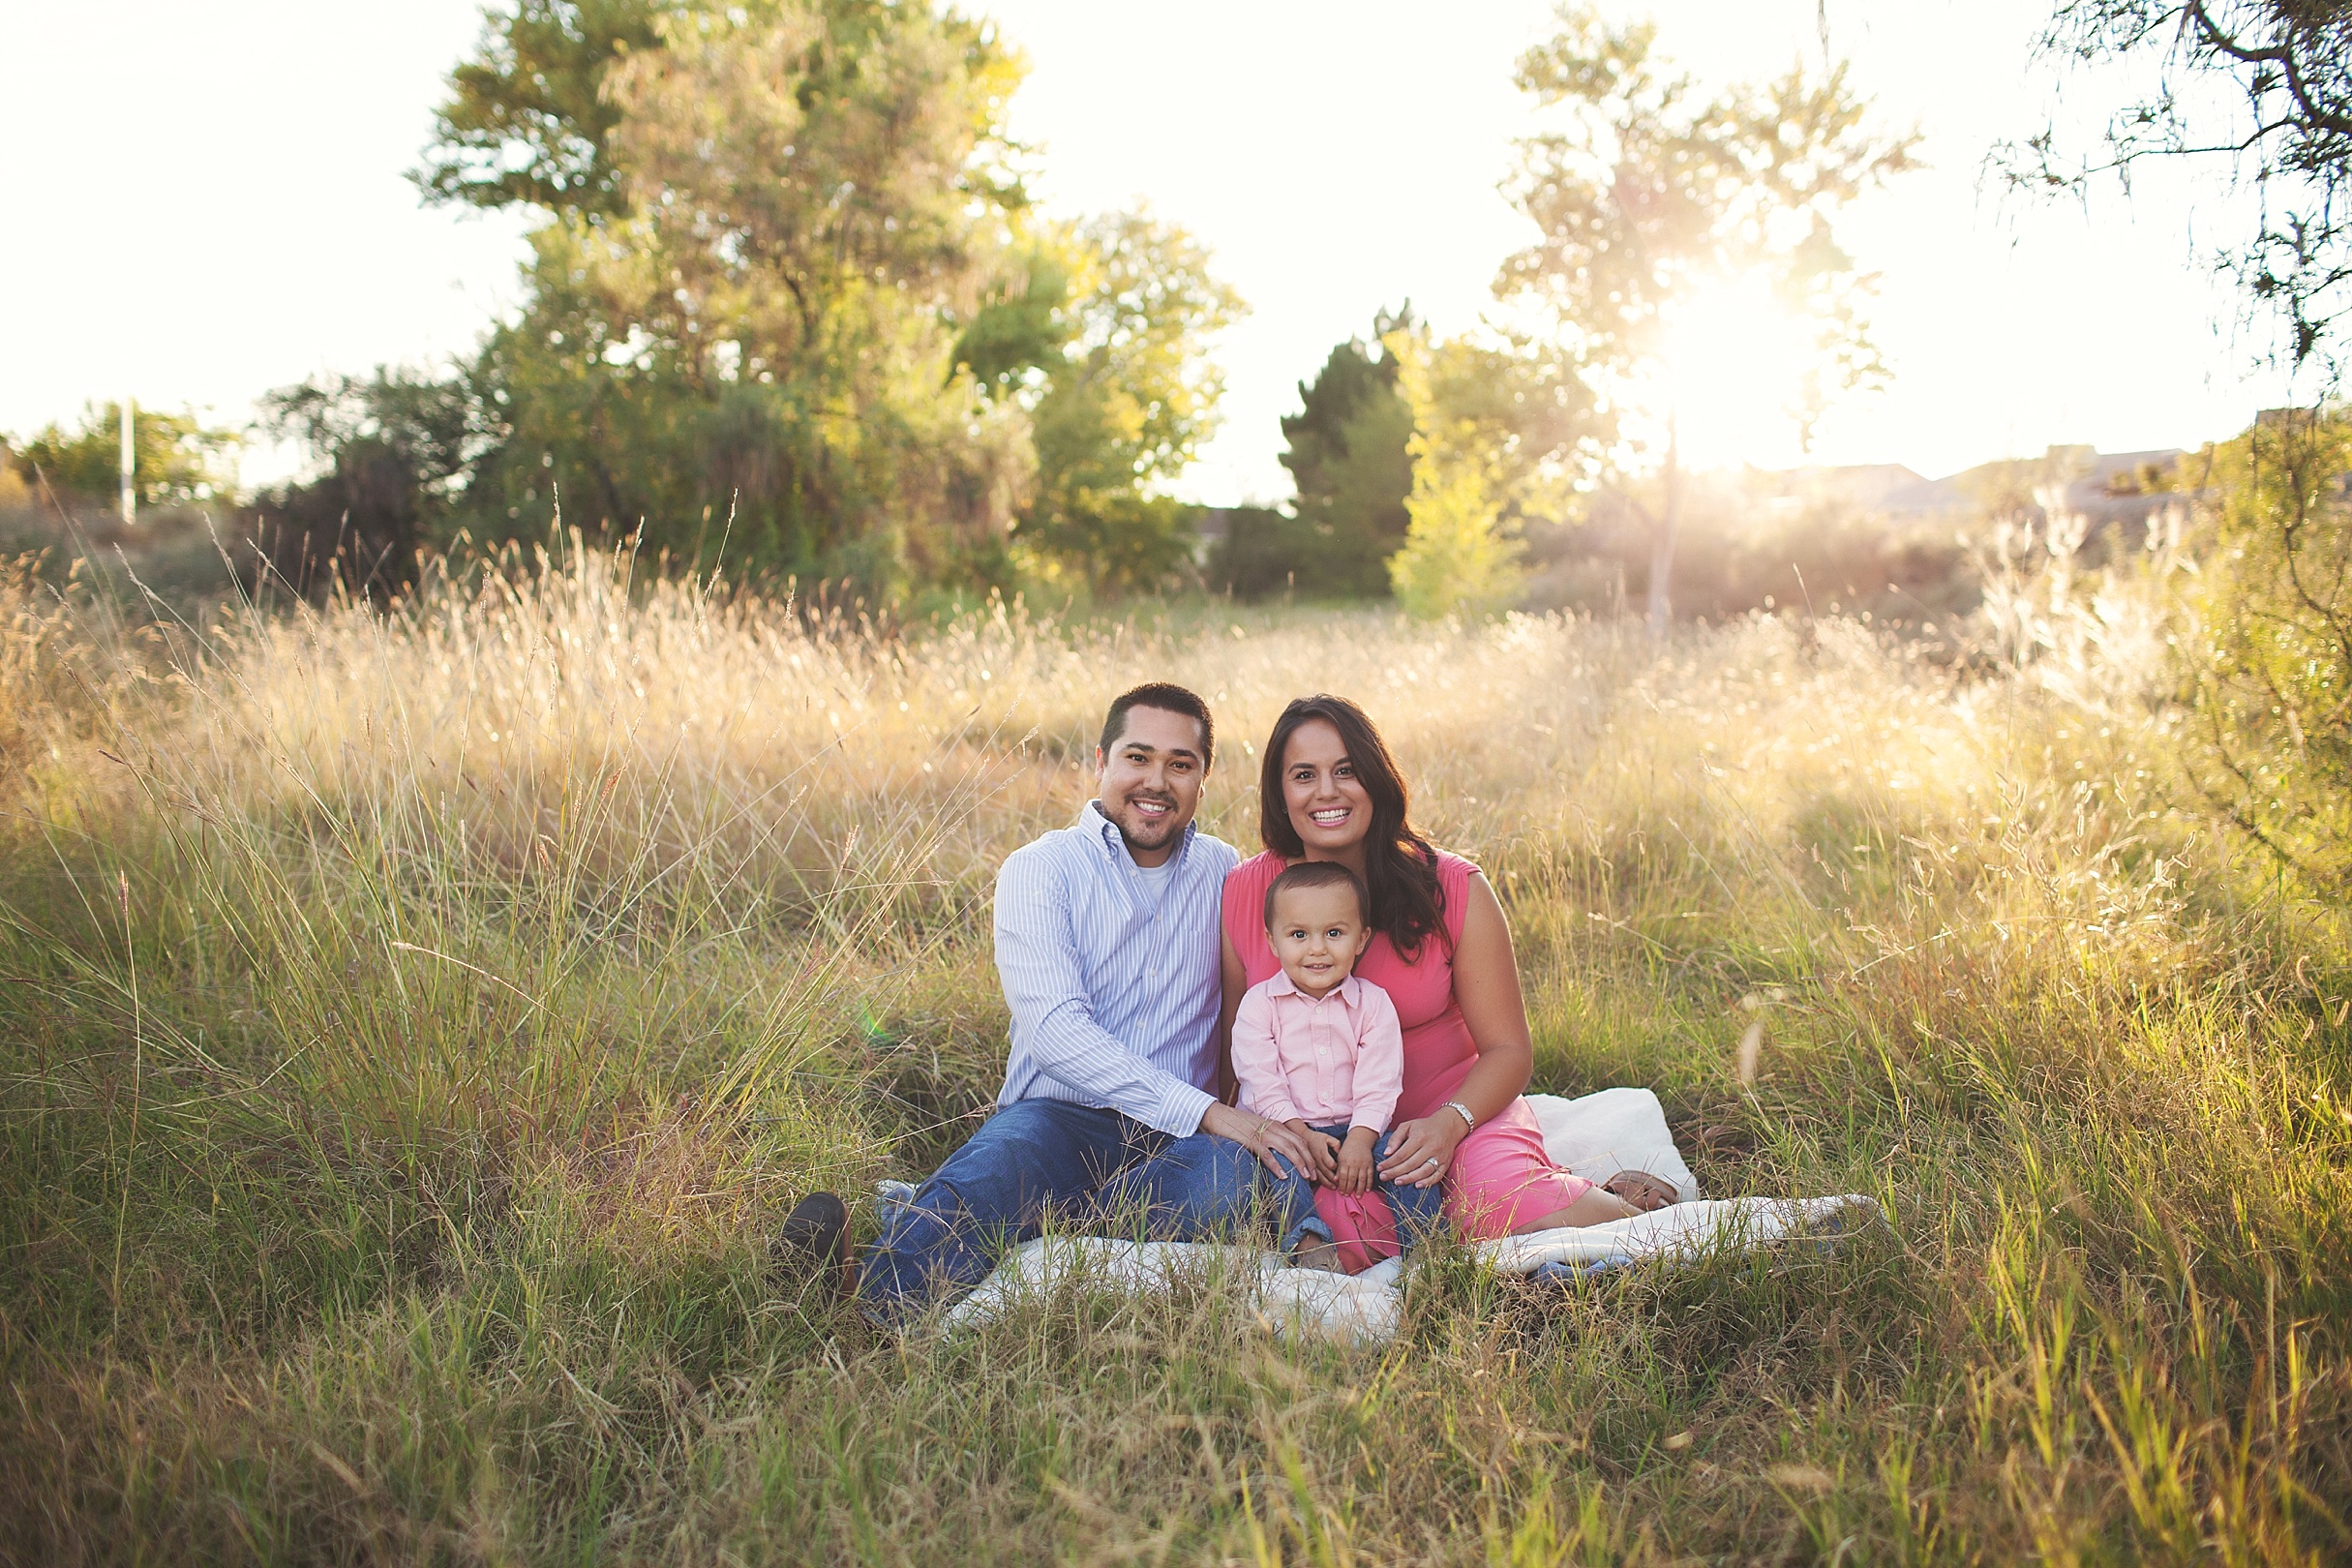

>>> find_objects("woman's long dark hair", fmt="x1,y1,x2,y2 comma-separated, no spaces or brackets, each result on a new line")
1256,695,1448,957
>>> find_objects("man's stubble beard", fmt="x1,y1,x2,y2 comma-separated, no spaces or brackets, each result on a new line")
1109,793,1184,857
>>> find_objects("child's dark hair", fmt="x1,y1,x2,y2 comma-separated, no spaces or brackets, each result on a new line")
1262,860,1369,930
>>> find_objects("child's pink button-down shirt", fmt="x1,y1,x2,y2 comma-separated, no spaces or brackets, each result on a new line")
1229,971,1404,1131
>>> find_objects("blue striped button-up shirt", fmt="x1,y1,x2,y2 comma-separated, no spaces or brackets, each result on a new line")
992,801,1240,1135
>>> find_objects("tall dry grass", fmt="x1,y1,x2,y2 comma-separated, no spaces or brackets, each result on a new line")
0,534,2345,1563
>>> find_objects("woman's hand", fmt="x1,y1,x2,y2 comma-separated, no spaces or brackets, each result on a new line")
1376,1111,1468,1189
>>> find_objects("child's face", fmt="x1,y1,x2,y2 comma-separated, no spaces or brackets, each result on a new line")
1267,883,1371,998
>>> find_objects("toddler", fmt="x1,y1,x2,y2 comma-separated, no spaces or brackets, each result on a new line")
1229,861,1443,1270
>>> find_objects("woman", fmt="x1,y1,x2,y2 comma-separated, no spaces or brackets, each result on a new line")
1220,695,1670,1270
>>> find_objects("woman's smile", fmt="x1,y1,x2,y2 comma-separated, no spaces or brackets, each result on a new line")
1282,718,1374,859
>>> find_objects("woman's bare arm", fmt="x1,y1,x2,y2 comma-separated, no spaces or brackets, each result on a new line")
1444,874,1537,1121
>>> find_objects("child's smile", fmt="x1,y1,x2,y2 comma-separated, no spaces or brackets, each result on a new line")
1268,881,1372,999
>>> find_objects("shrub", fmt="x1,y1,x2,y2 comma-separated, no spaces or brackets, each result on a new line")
2179,408,2352,889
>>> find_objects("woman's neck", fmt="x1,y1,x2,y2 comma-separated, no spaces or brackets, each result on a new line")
1299,843,1370,879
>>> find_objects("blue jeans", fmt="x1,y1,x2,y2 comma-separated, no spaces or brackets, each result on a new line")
1268,1122,1447,1255
858,1098,1261,1317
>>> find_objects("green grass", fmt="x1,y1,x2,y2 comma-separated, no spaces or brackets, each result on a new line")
0,543,2345,1563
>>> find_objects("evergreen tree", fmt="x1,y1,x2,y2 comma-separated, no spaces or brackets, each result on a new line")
1277,308,1414,596
1216,310,1412,601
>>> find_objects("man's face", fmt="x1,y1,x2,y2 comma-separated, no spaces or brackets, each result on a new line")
1095,704,1208,866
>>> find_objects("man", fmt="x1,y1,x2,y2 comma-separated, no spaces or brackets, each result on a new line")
782,681,1324,1316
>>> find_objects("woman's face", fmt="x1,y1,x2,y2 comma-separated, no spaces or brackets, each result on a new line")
1281,718,1374,858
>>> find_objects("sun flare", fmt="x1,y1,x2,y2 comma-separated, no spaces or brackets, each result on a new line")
1655,274,1825,472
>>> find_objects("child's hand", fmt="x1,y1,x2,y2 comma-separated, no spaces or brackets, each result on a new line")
1287,1120,1341,1182
1336,1128,1377,1193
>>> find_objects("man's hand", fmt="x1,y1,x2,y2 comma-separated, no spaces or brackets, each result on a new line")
1286,1120,1341,1182
1200,1101,1325,1178
1336,1128,1377,1193
1601,1169,1676,1212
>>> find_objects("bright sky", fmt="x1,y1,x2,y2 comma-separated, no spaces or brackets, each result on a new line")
0,0,2294,504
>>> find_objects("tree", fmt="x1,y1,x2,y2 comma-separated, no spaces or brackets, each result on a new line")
8,403,238,511
407,0,1238,597
420,0,1038,590
1277,311,1415,597
1497,6,1917,637
413,0,662,216
2010,2,2352,377
248,368,484,599
1384,333,1548,619
1221,310,1589,605
1208,312,1413,603
1006,213,1245,593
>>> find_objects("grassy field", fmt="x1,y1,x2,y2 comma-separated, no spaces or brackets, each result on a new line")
1,539,2345,1564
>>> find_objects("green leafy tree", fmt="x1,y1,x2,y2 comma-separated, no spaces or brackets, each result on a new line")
1010,213,1244,593
8,403,238,510
1498,5,1917,636
1205,503,1308,600
414,0,661,215
1386,334,1527,618
1211,315,1411,602
421,0,1037,590
410,0,1237,597
2180,408,2352,888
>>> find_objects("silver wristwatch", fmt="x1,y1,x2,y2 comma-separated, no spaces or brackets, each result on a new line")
1443,1100,1477,1132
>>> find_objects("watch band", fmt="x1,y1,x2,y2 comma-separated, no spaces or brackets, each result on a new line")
1443,1100,1477,1132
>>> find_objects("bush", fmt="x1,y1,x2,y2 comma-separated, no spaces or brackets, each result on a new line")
2179,408,2352,889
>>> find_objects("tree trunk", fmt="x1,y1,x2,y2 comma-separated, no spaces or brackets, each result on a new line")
1644,417,1685,642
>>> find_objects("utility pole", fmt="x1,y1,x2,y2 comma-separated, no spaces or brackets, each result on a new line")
119,396,136,526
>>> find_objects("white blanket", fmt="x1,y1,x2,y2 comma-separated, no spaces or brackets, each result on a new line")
938,1088,1881,1344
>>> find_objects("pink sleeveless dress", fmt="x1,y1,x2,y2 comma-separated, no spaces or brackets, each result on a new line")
1222,850,1595,1270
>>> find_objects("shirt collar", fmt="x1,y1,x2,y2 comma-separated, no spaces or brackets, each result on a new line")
1263,968,1360,1005
1078,799,1194,867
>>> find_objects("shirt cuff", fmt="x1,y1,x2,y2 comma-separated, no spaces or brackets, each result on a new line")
1155,1083,1218,1137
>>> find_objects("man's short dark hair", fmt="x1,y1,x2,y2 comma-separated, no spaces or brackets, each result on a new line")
1100,682,1214,768
1263,860,1368,930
